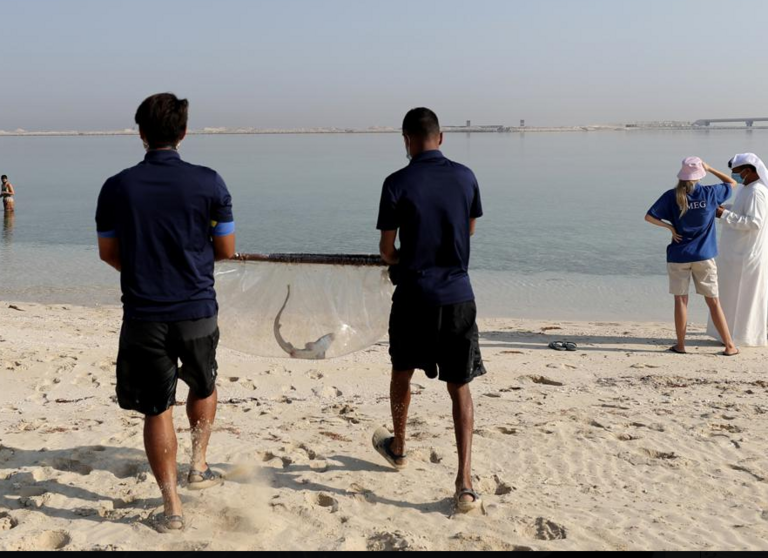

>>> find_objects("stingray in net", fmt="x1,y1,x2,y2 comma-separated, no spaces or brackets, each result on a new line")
215,254,393,360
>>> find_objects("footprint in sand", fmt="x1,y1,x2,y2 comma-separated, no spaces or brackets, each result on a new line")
12,530,71,551
527,518,567,541
35,380,55,394
160,542,210,552
641,449,679,461
367,531,412,552
19,485,49,509
298,443,318,460
239,379,258,391
214,506,254,534
51,458,93,476
113,461,143,479
71,372,100,388
305,492,339,512
312,386,343,399
307,370,325,380
0,512,18,531
349,483,376,503
95,359,117,373
496,426,518,435
477,474,514,496
522,375,564,387
451,533,533,552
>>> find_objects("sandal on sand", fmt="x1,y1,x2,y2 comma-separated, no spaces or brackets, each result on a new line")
187,467,224,490
720,350,740,357
667,346,687,355
549,341,567,351
372,427,408,470
564,341,578,352
152,513,185,534
454,489,483,513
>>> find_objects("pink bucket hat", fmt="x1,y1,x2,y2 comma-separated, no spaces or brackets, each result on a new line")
678,156,706,181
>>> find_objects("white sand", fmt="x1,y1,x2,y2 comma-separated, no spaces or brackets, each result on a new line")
0,302,766,551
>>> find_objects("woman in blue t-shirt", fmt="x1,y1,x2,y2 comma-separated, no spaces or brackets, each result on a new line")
645,157,739,356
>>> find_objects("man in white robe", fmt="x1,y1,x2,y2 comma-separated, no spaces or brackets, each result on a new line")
708,153,768,347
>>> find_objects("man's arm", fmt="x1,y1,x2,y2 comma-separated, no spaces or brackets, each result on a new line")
379,230,399,265
719,205,765,230
98,237,121,272
470,218,477,237
213,233,236,261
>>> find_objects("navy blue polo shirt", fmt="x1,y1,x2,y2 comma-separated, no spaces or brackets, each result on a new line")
377,150,483,306
96,150,234,321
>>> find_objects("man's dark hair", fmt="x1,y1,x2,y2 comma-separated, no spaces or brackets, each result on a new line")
135,93,189,148
1,175,6,180
403,107,440,138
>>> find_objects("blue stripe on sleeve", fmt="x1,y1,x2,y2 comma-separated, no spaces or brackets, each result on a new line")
212,221,235,237
98,230,117,239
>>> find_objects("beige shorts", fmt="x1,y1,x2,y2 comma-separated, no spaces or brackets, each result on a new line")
667,259,718,298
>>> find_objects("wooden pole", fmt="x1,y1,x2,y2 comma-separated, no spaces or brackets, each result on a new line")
230,253,387,267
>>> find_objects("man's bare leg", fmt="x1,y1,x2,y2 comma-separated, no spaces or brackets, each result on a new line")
705,297,739,355
389,370,414,460
447,382,475,504
673,295,689,352
144,409,183,520
187,388,218,473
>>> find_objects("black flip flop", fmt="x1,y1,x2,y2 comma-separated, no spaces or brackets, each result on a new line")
564,341,578,352
667,346,687,354
549,341,567,351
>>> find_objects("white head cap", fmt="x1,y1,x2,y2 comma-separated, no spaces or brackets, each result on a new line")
729,153,768,185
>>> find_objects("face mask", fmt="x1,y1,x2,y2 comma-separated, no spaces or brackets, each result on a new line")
732,173,745,184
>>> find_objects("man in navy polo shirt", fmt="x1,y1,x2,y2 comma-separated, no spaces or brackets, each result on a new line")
96,93,235,533
373,107,486,513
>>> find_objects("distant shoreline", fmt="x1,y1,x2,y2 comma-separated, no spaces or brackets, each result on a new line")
1,126,767,138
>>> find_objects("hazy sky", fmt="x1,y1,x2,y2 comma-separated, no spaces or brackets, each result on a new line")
2,0,766,130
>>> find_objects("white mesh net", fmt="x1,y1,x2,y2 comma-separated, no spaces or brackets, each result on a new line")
215,259,393,359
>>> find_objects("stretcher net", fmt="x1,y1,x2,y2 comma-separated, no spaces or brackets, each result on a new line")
215,254,393,359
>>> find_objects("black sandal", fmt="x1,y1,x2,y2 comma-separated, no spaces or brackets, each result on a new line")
153,513,184,534
187,467,224,490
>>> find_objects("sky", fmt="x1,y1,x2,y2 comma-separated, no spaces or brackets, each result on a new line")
2,0,766,130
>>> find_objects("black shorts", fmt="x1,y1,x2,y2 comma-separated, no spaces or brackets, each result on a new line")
389,298,487,384
116,316,219,416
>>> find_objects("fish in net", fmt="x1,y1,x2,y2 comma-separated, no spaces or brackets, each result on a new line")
215,254,393,359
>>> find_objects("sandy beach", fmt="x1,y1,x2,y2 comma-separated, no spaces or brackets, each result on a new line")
0,301,766,551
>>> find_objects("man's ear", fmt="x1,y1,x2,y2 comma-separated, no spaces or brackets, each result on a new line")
438,132,444,147
180,128,187,142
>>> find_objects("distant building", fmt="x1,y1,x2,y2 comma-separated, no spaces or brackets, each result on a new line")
520,120,525,128
466,120,471,128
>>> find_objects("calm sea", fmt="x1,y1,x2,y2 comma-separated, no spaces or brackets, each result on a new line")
1,129,766,322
